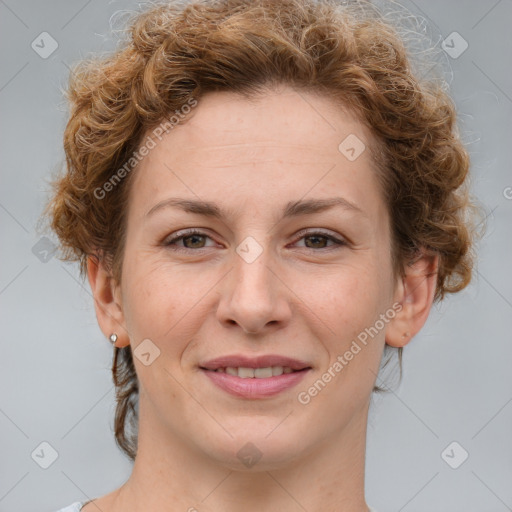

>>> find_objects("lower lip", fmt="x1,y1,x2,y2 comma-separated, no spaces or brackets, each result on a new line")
201,368,311,399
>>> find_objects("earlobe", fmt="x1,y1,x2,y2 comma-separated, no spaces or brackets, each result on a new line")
386,251,439,348
86,255,130,347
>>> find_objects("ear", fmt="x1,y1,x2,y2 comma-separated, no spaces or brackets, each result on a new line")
386,250,439,348
86,255,130,348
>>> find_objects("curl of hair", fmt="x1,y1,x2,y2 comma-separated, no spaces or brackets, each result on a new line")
45,0,480,462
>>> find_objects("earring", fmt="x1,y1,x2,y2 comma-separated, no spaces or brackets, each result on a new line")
401,332,410,339
109,333,118,344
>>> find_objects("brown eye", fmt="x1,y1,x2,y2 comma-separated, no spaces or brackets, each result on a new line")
304,234,330,249
181,234,207,248
164,230,215,251
294,231,346,250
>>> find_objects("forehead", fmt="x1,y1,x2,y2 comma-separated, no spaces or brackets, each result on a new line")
164,87,372,161
128,86,386,223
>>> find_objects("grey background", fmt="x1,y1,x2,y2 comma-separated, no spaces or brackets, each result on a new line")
0,1,511,511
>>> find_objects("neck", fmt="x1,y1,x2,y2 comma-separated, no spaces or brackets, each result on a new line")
112,395,372,512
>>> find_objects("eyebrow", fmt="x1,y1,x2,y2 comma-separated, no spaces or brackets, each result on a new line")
145,196,366,219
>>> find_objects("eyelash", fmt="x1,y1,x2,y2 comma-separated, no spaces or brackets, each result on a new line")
163,228,347,252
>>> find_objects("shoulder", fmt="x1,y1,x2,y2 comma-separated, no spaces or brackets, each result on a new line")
53,502,85,512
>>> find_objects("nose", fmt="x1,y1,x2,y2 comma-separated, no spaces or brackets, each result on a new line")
215,247,292,335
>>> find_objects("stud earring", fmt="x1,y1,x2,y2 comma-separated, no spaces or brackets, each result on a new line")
109,333,118,344
401,332,410,339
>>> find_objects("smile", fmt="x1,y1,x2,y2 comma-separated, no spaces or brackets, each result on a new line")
209,366,299,378
201,367,311,398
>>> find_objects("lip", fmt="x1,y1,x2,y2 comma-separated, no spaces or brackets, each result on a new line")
201,367,311,399
200,354,311,371
199,354,312,399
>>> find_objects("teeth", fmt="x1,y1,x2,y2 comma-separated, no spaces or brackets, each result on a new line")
272,366,283,376
254,367,272,378
238,367,255,378
217,366,298,378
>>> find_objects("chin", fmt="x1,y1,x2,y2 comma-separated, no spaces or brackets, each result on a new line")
198,428,310,471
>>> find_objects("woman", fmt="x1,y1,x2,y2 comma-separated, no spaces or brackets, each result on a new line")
47,0,476,510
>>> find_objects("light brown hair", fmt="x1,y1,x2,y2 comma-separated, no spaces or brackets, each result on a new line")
46,0,479,461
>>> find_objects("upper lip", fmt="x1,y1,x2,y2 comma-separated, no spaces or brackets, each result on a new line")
200,354,312,371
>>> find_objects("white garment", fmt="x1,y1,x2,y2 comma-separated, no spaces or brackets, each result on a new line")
54,503,83,512
55,501,379,511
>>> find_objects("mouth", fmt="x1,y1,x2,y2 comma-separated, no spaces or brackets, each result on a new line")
199,365,310,378
199,364,312,399
199,354,312,398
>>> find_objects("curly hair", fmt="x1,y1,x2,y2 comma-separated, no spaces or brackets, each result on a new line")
45,0,478,462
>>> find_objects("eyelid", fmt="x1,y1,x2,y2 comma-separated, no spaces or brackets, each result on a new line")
163,227,347,250
292,227,346,242
162,228,217,247
290,228,347,249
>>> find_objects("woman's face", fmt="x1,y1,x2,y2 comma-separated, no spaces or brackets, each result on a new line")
111,85,401,468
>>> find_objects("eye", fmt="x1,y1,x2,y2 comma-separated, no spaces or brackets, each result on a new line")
163,229,347,252
292,230,347,250
163,229,216,251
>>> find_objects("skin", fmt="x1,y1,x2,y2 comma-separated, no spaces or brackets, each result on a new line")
85,84,438,512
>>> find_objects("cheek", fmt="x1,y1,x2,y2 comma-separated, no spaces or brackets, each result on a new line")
120,253,215,344
296,259,388,332
121,253,174,338
120,226,394,345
